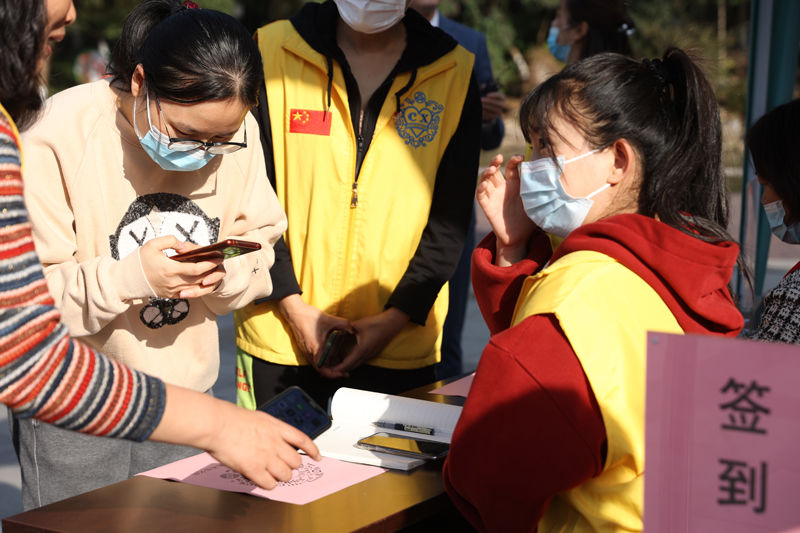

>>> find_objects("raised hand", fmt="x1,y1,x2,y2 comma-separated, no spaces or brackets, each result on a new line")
476,154,536,266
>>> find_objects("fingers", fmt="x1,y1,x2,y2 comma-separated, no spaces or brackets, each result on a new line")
289,432,321,461
240,467,279,491
318,366,349,379
201,267,226,286
171,240,199,254
147,235,181,251
178,283,218,299
504,154,525,180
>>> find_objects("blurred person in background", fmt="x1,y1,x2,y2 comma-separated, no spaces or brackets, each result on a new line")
547,0,634,65
746,98,800,343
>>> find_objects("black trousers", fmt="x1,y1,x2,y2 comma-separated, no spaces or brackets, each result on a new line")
250,357,437,410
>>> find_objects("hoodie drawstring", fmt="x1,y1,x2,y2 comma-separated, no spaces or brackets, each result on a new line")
325,55,334,113
393,68,417,117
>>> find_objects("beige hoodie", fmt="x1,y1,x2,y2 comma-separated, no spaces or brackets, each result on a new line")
23,79,286,392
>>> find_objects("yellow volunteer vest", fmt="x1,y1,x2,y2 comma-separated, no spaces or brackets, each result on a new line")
511,251,683,532
235,21,475,369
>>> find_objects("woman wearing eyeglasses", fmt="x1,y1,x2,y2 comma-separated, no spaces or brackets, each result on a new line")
15,0,286,507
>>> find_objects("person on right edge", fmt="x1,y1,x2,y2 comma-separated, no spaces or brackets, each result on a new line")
746,98,800,343
234,0,481,409
443,48,744,531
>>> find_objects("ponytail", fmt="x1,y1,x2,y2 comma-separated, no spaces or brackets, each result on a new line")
108,0,182,91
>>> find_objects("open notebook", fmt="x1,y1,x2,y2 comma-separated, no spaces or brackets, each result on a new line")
314,387,463,471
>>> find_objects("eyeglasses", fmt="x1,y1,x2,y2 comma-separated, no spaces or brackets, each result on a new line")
154,94,247,155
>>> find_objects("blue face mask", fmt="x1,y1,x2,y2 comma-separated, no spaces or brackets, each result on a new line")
547,26,571,63
519,148,608,238
133,91,216,172
763,200,800,244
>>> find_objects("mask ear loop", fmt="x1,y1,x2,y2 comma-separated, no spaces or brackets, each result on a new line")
563,146,610,199
563,146,602,165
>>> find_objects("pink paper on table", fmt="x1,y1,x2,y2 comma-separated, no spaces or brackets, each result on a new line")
646,332,800,532
429,373,474,397
138,452,385,505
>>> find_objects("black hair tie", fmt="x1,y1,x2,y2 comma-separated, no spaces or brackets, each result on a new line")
643,58,669,86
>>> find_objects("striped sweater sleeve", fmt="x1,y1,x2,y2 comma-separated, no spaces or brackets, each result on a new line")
0,105,166,441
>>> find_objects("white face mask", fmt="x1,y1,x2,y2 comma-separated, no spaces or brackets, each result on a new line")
333,0,406,34
763,200,800,244
519,149,608,238
133,91,216,172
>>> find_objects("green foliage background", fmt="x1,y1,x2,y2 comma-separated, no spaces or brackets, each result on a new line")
57,0,752,114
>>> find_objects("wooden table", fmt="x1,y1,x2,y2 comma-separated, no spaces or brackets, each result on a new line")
2,381,468,532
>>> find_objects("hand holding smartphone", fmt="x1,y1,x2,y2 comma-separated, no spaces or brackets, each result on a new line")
171,239,261,262
316,329,357,368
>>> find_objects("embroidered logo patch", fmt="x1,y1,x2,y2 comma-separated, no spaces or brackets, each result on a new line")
395,91,443,148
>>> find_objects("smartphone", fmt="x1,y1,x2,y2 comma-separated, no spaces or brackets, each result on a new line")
316,329,356,368
480,79,501,96
171,239,261,262
257,386,331,439
355,432,450,461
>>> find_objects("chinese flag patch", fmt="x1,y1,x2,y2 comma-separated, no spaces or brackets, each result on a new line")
289,109,332,136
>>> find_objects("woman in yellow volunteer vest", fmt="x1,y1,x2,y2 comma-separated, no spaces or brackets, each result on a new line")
443,48,745,532
234,0,481,409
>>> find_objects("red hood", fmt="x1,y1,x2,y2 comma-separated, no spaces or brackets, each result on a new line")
553,214,744,336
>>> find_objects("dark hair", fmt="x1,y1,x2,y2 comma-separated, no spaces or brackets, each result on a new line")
520,48,730,244
0,0,46,129
566,0,634,60
746,98,800,224
108,0,262,106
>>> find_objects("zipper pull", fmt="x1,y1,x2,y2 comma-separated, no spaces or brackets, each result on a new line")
350,182,358,208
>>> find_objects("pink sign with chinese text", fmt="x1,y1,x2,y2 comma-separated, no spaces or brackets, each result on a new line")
646,332,800,532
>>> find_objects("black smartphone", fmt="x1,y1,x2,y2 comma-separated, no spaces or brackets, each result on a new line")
317,329,356,368
171,239,261,262
480,79,501,96
257,386,331,439
355,432,450,460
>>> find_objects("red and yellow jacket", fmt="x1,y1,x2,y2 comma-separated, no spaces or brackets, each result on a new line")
444,214,743,532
